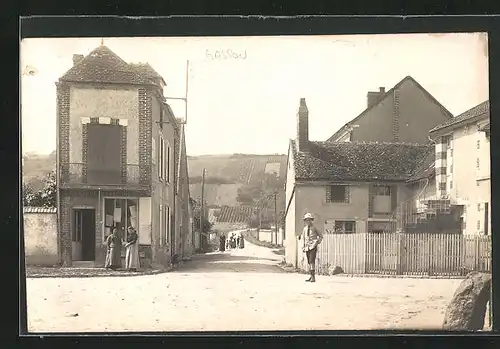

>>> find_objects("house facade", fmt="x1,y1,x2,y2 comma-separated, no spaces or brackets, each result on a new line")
284,99,433,267
429,101,491,235
327,76,453,144
56,44,192,267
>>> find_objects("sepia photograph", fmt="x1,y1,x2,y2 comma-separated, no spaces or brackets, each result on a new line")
20,32,491,332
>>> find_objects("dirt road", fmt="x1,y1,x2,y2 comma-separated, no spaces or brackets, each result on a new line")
26,237,461,332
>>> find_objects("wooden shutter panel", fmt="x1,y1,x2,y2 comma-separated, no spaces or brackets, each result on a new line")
344,185,350,203
325,186,331,203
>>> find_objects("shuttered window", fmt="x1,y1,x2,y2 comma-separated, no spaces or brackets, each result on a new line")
87,124,122,185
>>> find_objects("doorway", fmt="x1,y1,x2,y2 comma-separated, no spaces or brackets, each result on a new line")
72,209,96,261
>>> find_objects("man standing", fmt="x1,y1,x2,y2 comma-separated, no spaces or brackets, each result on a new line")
299,213,323,282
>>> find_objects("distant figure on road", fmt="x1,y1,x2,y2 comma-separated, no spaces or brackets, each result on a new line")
219,233,226,252
105,227,122,270
239,235,245,249
299,213,323,283
236,235,241,248
230,236,237,249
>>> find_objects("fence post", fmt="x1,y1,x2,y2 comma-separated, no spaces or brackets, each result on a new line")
396,233,402,275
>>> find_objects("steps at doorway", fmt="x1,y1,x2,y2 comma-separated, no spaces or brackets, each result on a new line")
72,261,95,268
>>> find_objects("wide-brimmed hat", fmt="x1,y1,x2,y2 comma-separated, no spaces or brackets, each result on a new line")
303,213,314,220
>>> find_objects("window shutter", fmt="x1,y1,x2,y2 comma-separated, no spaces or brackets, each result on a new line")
325,186,331,203
167,145,171,182
138,197,152,245
158,137,162,179
159,205,163,245
344,185,350,203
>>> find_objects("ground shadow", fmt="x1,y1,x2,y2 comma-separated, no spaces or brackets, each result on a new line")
174,252,285,273
272,249,285,256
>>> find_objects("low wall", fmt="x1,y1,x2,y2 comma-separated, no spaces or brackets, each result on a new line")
257,229,284,246
23,207,58,266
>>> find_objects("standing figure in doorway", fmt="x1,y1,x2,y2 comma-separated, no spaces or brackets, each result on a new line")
125,226,140,271
299,213,323,283
105,227,122,270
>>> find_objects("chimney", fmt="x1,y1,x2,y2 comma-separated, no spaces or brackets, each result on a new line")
72,54,84,66
297,98,309,152
366,86,386,108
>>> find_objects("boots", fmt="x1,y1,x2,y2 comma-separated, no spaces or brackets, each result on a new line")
306,269,316,282
310,269,316,283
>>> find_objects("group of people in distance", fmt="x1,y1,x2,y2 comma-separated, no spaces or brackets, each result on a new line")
219,232,244,252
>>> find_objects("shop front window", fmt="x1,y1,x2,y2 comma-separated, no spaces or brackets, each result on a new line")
103,198,139,242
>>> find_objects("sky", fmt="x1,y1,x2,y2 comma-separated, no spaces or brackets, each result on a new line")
20,33,489,156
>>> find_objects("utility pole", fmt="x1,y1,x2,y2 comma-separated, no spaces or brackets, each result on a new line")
200,168,206,250
274,192,278,245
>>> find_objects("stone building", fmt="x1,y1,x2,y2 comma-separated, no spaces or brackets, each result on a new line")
56,44,192,267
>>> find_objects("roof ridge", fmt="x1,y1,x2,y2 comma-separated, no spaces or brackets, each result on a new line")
327,76,454,142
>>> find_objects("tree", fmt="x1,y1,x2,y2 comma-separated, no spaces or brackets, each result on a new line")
23,170,56,207
193,210,213,234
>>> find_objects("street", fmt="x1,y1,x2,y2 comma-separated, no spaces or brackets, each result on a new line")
26,236,461,332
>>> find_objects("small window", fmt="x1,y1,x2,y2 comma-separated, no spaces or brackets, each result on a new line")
374,185,391,196
326,185,349,203
476,158,480,169
450,180,453,189
334,221,356,234
477,139,481,149
478,203,482,211
477,220,481,230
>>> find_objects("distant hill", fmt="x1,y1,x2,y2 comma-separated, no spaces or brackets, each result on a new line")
22,151,56,191
188,154,287,225
22,151,288,226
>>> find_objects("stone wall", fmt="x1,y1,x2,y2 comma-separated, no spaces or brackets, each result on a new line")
23,207,58,266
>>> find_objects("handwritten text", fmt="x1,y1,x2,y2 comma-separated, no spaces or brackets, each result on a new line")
206,49,247,60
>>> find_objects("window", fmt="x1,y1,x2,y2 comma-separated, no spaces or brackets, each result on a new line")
477,139,481,149
477,220,481,230
449,180,453,189
373,185,393,213
374,185,391,196
103,198,138,242
449,165,453,173
477,158,480,169
326,185,349,203
87,124,122,185
478,203,482,211
334,221,356,234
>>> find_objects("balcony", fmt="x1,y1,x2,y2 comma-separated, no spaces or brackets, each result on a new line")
60,163,142,189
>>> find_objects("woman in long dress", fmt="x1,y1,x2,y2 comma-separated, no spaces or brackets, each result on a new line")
219,233,226,252
105,228,122,270
125,226,140,271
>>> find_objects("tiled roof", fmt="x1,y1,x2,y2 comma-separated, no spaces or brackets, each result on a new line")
291,140,433,182
59,45,159,85
430,100,490,133
129,63,166,85
328,76,454,142
406,149,435,182
23,206,57,214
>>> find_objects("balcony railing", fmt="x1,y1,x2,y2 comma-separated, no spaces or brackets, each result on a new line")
60,163,141,187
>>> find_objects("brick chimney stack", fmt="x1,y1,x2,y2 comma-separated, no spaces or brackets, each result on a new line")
72,54,84,66
367,86,386,108
297,98,309,153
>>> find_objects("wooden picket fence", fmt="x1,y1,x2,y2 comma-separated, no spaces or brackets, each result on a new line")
299,233,491,277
